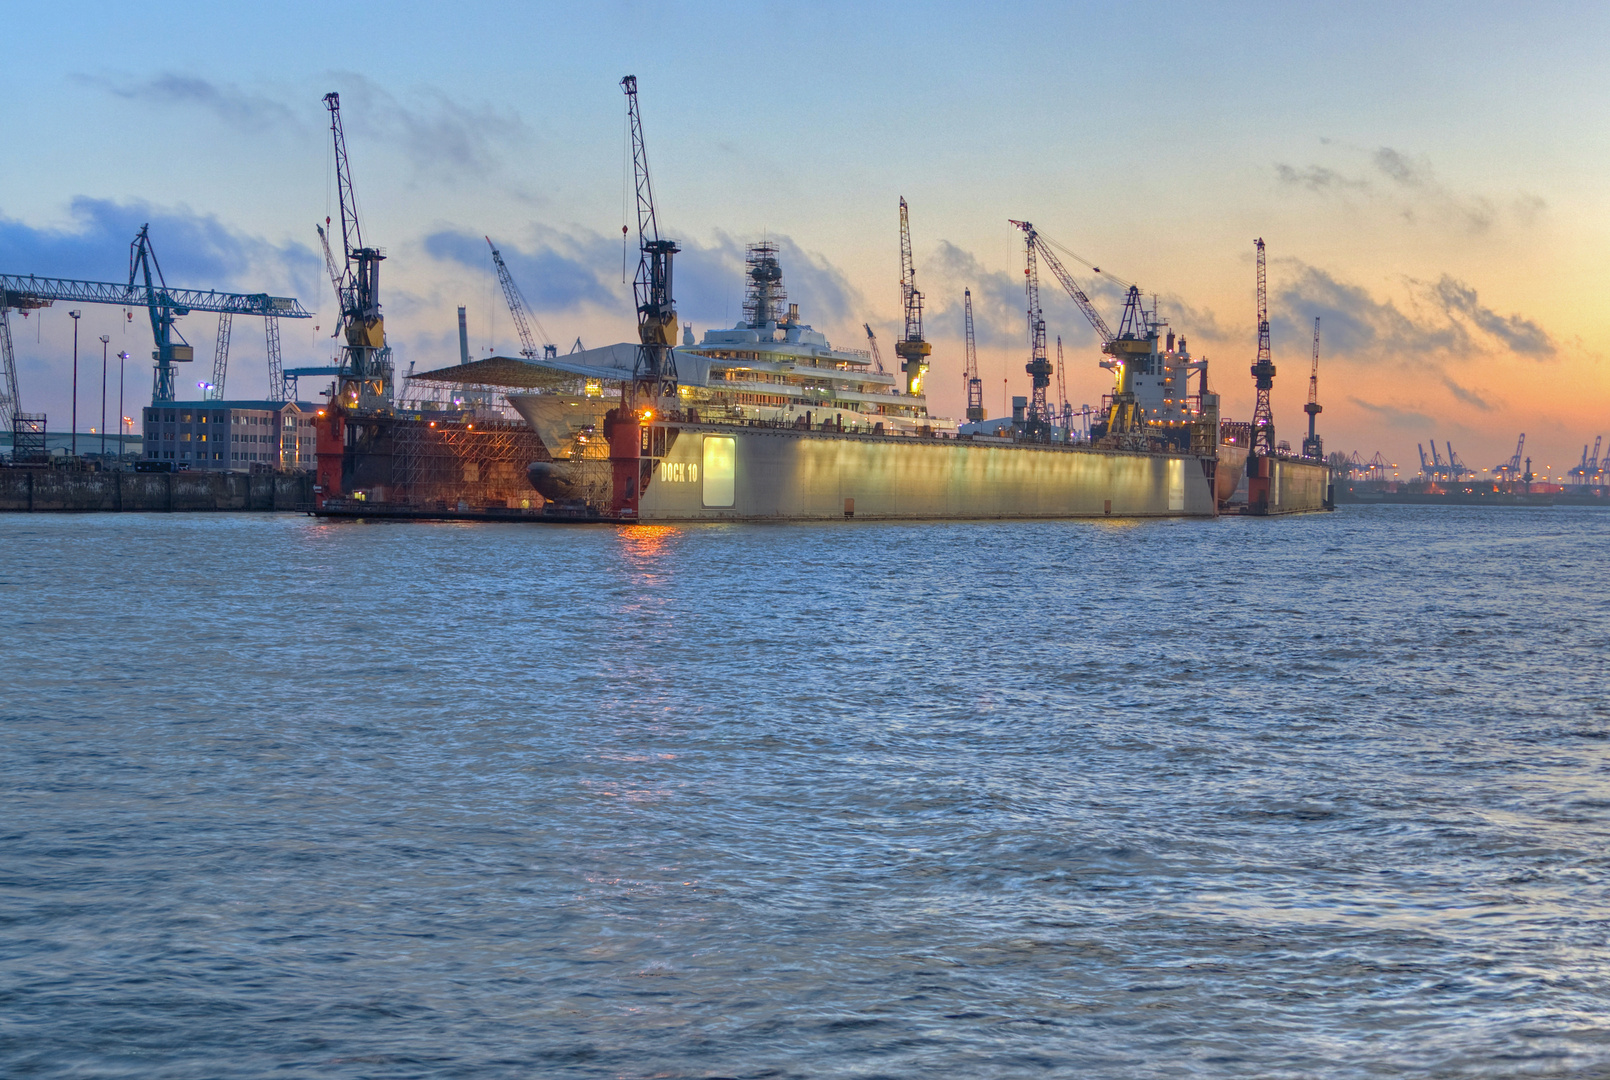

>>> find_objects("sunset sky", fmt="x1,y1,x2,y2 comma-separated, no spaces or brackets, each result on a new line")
3,1,1606,475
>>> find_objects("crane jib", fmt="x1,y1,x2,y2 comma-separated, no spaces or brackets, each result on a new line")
0,275,311,318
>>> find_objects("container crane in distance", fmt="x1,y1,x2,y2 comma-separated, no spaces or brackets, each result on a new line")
1568,436,1602,483
1302,316,1322,460
324,91,392,411
622,75,679,402
1495,434,1525,479
962,289,984,422
487,237,558,360
895,198,930,397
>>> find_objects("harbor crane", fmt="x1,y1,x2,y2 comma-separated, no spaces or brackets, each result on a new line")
895,198,930,396
1419,438,1470,481
1018,223,1052,439
863,323,887,376
1446,441,1468,480
1568,436,1603,484
1249,238,1277,456
1007,220,1155,438
324,91,392,410
622,75,679,402
1008,220,1114,344
962,290,983,421
1495,434,1525,480
487,237,558,360
1,226,308,411
1302,317,1323,460
207,306,289,403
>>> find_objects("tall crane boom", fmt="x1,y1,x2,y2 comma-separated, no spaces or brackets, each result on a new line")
963,289,983,422
1302,316,1323,459
894,198,930,396
1056,335,1070,431
863,323,886,376
487,237,556,360
1008,221,1115,344
1021,231,1051,437
1249,238,1277,455
324,91,390,410
622,75,679,399
316,222,346,339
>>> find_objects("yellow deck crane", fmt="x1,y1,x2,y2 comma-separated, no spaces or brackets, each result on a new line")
324,91,391,411
622,75,679,404
895,198,930,396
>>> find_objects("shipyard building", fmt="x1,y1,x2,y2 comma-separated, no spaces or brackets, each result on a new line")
141,401,317,471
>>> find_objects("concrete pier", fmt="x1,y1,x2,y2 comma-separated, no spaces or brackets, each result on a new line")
0,469,314,512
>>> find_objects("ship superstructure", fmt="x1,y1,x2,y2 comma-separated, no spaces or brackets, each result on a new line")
677,243,952,434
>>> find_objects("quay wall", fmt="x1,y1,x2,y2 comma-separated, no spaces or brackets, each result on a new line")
0,470,314,513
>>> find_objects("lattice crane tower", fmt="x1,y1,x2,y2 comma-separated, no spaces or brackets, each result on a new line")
1249,238,1277,455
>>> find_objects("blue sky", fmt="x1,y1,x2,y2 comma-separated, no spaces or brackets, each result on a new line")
3,1,1608,473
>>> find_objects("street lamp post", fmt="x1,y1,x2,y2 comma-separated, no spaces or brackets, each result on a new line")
69,310,82,457
99,335,110,458
117,351,128,460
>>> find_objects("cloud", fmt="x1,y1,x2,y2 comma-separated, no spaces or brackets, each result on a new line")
1439,375,1493,411
423,225,861,340
1426,274,1553,356
322,74,533,183
0,197,322,306
1274,164,1369,193
1271,263,1468,362
1269,260,1553,371
82,71,532,185
1348,396,1434,430
1274,145,1539,234
83,72,298,132
1372,147,1424,187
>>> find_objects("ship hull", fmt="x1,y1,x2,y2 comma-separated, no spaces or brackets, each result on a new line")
633,423,1218,521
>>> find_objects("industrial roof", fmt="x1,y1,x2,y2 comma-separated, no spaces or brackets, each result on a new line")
407,355,579,390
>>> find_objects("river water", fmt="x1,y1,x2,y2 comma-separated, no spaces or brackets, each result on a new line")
3,506,1608,1078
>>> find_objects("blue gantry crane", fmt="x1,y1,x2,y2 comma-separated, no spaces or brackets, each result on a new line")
1,224,309,413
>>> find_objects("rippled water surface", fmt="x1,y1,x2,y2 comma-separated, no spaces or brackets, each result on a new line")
4,506,1610,1078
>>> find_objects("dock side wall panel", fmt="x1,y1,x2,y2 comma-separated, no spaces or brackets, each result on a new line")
639,427,1217,520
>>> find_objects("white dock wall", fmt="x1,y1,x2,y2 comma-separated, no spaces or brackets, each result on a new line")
638,426,1218,521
